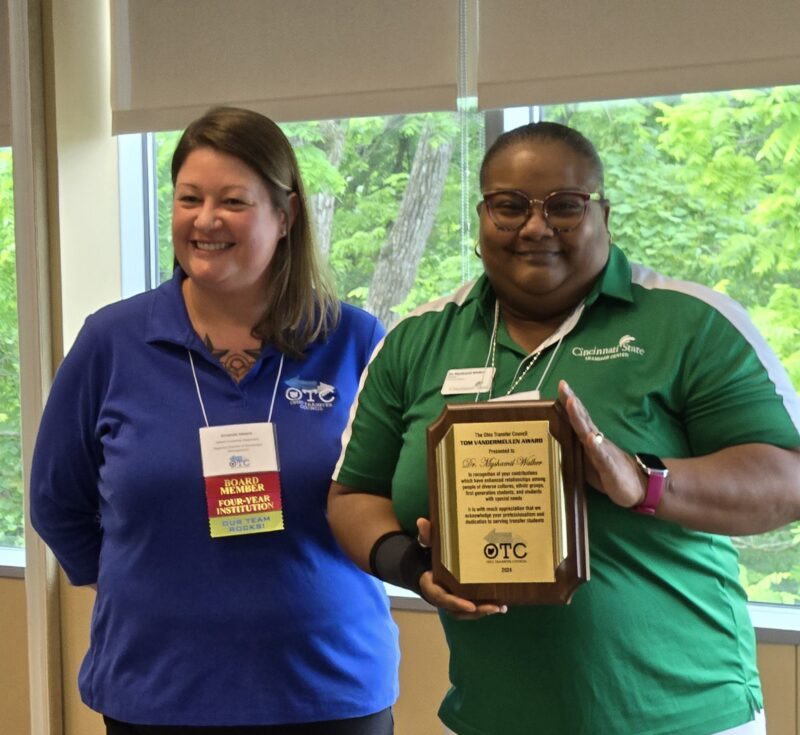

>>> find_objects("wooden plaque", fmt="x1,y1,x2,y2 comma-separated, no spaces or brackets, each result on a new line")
427,400,588,605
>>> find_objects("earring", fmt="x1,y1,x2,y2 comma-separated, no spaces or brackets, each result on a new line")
474,242,482,259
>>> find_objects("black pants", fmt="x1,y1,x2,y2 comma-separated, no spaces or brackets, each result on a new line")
103,708,394,735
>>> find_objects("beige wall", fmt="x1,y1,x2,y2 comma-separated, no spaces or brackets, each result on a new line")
3,574,799,735
50,0,120,348
0,577,31,735
759,643,799,733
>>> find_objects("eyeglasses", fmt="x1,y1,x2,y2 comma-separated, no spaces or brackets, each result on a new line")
479,189,606,233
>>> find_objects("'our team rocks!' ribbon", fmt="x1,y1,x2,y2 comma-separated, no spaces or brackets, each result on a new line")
199,422,284,538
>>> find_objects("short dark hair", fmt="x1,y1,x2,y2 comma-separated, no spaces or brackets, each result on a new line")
480,121,604,193
171,106,338,358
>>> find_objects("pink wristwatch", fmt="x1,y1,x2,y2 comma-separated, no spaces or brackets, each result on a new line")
632,453,668,515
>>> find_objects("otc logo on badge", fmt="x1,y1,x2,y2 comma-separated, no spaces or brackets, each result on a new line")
284,376,336,411
228,455,251,469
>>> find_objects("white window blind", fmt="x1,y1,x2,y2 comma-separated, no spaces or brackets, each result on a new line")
111,0,459,134
478,0,800,110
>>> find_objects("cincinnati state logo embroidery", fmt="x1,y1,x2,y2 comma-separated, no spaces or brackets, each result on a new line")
571,334,645,362
284,376,336,411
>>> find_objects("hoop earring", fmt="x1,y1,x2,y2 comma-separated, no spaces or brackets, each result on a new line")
474,242,482,259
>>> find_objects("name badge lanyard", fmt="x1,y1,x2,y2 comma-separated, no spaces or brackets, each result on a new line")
188,349,287,538
188,349,284,428
475,300,583,402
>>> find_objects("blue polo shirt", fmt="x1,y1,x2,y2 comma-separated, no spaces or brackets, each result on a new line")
31,269,399,726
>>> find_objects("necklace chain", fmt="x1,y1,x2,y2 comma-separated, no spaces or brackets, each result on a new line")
488,301,544,397
488,298,585,398
505,352,542,395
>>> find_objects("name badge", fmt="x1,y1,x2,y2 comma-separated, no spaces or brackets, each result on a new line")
199,422,284,538
490,389,541,402
441,368,496,395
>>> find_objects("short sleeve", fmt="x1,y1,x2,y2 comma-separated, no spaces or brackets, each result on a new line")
334,328,408,495
680,304,800,455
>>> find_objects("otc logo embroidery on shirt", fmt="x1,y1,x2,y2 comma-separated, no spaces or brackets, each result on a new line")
284,376,336,411
571,334,645,362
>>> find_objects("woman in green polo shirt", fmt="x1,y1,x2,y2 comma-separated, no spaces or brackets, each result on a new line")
328,121,800,735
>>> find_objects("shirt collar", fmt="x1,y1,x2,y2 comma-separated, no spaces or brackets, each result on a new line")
459,273,496,331
585,243,634,306
142,268,297,362
143,267,199,348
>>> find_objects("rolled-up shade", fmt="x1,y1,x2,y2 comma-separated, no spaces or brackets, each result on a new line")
0,1,10,147
111,0,458,134
479,0,800,109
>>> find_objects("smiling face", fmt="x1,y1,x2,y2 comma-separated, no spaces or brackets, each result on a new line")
172,147,291,300
478,139,610,322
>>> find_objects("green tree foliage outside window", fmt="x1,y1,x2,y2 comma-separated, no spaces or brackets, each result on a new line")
0,148,23,548
148,86,797,604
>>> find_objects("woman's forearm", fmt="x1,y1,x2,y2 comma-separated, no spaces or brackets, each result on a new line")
657,444,800,535
327,482,403,571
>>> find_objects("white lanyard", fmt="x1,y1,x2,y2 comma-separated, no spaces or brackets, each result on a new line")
187,349,284,427
478,299,584,400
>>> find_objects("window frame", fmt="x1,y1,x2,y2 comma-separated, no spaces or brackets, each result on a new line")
117,113,800,641
0,546,25,577
0,145,24,574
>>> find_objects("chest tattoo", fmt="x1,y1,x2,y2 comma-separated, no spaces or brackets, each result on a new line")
204,335,262,381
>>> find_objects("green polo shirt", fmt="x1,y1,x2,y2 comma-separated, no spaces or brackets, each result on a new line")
335,246,800,735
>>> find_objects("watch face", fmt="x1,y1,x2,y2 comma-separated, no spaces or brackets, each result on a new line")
636,453,668,472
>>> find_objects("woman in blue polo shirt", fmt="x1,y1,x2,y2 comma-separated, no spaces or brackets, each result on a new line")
31,107,398,734
329,121,800,735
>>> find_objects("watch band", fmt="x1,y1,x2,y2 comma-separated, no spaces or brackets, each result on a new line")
633,453,668,515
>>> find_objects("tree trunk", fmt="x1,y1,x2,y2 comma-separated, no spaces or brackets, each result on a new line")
308,120,346,256
365,118,455,327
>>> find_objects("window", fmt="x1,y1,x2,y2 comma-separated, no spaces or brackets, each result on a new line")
0,146,24,561
119,85,800,611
